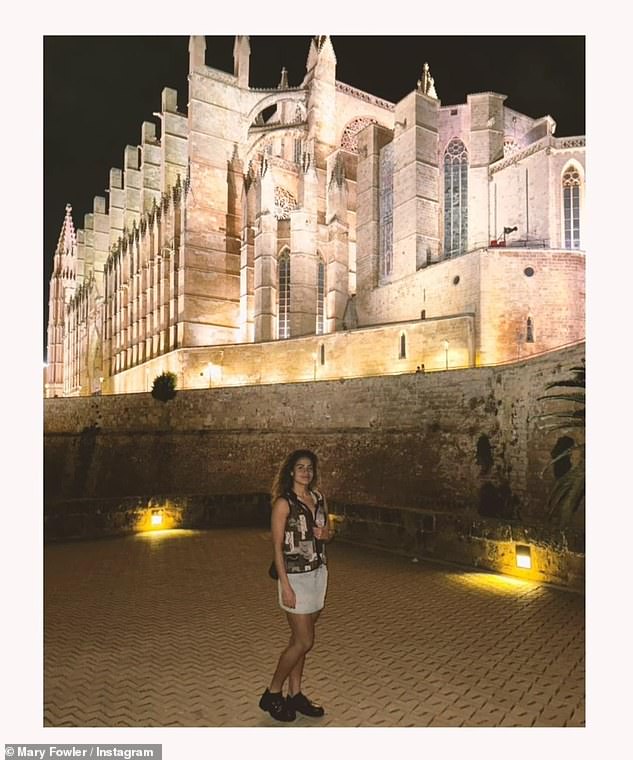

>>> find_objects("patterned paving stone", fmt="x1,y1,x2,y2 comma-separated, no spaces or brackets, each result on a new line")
44,528,585,728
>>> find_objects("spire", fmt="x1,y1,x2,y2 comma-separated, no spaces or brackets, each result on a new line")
278,66,288,89
306,38,318,71
56,203,77,256
417,62,438,99
233,36,250,88
306,35,336,71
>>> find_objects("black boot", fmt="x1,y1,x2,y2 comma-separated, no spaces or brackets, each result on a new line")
259,688,296,722
288,691,325,717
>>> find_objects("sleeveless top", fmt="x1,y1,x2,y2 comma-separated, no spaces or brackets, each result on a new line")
282,489,328,574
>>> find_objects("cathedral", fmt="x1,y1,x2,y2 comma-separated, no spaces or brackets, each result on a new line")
44,36,585,398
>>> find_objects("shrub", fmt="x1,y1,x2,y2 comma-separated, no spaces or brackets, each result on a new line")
151,371,177,402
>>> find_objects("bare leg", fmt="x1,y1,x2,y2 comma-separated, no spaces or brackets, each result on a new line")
288,610,320,696
269,613,315,693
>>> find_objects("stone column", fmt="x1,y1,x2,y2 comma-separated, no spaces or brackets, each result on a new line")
467,92,506,250
240,179,256,342
325,155,350,332
92,196,109,300
253,168,278,342
123,145,141,233
393,89,440,275
306,37,337,170
288,160,318,337
140,122,161,215
356,123,392,294
108,168,124,250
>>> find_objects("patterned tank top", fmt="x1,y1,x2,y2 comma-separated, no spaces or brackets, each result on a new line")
282,489,328,574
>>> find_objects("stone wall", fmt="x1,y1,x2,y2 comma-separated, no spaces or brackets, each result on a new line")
356,247,584,366
44,342,585,588
105,314,474,394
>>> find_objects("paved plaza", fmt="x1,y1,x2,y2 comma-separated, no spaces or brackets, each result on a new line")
44,528,585,727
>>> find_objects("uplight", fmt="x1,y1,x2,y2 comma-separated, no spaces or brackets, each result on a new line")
151,511,164,527
515,544,532,570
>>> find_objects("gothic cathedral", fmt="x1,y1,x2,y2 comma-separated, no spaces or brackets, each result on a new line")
45,36,585,397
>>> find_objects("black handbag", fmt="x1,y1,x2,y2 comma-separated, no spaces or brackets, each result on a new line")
268,560,278,580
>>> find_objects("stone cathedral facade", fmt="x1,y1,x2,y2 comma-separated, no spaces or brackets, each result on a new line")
45,36,585,398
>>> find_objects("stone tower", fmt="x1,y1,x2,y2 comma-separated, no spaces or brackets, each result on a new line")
304,36,337,169
45,204,77,397
392,75,440,274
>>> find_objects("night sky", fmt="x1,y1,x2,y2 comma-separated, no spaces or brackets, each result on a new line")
43,35,585,352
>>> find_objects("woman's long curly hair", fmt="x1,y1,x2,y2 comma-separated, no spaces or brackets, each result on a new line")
271,449,319,503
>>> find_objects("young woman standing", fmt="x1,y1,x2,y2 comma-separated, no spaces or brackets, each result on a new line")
259,449,333,722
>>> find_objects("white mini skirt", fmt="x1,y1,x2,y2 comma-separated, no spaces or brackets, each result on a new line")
278,564,328,614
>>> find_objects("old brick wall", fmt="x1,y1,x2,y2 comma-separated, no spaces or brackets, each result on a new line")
45,342,584,519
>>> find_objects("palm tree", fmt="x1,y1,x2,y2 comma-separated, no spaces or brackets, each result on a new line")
537,362,585,526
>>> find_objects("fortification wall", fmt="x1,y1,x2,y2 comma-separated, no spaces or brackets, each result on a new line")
44,343,585,588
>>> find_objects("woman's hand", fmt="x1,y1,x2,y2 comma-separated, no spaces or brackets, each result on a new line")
281,584,296,609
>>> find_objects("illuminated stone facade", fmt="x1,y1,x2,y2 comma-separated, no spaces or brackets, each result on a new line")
45,36,585,397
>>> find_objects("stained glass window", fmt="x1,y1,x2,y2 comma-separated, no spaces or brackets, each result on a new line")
379,142,394,278
278,251,290,339
444,139,468,258
316,257,325,335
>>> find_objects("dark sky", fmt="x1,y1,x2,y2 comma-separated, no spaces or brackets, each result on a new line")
43,35,585,353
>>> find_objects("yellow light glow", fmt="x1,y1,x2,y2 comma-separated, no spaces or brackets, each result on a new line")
449,571,535,596
515,544,532,570
135,528,196,542
140,507,177,532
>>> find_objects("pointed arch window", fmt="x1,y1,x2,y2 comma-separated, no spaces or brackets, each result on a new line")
278,251,290,339
316,257,325,335
399,332,407,360
563,165,582,249
444,138,468,258
294,138,302,164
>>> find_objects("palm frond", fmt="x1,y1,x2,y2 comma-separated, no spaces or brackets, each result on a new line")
539,444,585,477
546,464,585,526
538,361,585,527
536,393,585,404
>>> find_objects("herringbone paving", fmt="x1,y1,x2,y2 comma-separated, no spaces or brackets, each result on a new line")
44,528,585,727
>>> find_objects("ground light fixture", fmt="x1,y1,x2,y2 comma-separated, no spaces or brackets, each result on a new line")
150,509,164,528
515,543,532,570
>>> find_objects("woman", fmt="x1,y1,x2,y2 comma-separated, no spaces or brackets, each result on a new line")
259,449,333,722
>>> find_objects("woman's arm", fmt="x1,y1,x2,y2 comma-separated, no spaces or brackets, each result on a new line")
271,496,296,608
